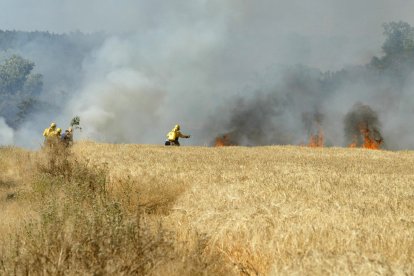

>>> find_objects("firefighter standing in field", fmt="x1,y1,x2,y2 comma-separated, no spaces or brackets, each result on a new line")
43,122,57,138
165,124,190,146
43,122,59,147
43,122,63,147
51,128,62,146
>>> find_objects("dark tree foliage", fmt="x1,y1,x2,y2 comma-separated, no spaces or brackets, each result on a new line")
325,21,414,92
0,55,43,128
382,21,414,56
370,21,414,83
0,30,105,129
279,21,414,102
0,30,104,52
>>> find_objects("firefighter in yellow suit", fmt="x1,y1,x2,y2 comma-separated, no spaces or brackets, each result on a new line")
165,124,190,146
43,122,57,138
43,122,61,147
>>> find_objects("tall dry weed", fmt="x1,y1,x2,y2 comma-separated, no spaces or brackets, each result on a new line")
1,146,175,275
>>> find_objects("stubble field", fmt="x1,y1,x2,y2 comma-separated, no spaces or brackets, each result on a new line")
1,142,413,275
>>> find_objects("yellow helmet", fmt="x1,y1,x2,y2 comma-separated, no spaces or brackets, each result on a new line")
174,124,180,130
50,122,56,128
56,128,62,133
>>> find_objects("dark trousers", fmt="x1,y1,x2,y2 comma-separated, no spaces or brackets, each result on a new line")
165,139,180,146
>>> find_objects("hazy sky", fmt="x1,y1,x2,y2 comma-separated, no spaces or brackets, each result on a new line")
1,0,414,70
0,0,412,35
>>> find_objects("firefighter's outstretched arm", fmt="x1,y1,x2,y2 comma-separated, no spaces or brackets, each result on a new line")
178,132,190,138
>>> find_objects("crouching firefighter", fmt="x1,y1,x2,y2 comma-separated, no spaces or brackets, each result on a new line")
165,124,190,146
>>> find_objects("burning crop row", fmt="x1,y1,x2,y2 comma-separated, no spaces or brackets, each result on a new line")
308,128,324,148
344,103,383,150
214,103,384,150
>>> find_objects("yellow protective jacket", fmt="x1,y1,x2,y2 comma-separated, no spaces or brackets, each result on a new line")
166,128,188,141
51,130,61,138
43,127,56,137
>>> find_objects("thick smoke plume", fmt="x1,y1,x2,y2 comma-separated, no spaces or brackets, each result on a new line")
0,1,414,149
213,94,285,146
302,111,324,146
302,111,324,137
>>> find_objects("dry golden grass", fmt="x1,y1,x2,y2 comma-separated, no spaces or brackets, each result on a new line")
0,147,37,235
1,142,413,275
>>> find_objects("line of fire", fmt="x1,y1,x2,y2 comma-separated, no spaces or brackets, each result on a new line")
214,104,384,150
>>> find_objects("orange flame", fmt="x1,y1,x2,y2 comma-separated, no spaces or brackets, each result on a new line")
214,134,235,147
308,127,324,147
360,126,381,149
348,124,382,149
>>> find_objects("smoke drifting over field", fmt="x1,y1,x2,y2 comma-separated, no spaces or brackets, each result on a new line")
1,1,414,149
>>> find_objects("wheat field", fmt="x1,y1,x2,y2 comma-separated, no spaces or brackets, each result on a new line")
1,142,413,275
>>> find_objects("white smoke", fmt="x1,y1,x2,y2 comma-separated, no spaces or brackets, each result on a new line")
0,117,14,145
65,25,226,145
71,67,166,143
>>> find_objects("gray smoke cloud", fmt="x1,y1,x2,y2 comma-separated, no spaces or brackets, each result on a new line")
210,94,286,146
302,111,324,139
0,1,413,149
